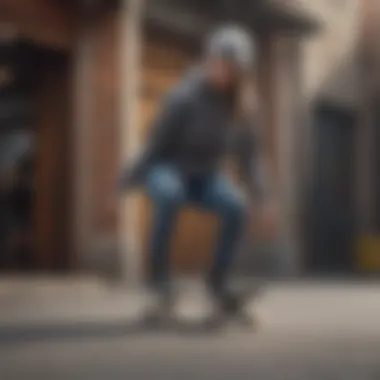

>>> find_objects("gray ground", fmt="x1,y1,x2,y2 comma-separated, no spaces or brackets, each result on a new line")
0,278,379,380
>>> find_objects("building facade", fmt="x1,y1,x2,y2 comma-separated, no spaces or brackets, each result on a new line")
5,0,376,278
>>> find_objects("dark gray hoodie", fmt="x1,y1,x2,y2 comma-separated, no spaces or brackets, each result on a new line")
118,66,270,200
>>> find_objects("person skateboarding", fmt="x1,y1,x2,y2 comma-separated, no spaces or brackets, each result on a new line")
118,25,277,325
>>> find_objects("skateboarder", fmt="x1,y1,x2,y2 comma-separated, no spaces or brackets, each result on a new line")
118,25,277,322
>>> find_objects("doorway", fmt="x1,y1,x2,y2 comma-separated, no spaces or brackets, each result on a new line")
308,103,356,274
0,38,71,272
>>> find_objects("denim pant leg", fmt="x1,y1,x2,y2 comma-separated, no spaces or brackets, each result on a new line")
145,165,186,292
201,174,248,295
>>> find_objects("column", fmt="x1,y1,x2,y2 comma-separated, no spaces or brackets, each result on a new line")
119,0,145,284
271,34,303,275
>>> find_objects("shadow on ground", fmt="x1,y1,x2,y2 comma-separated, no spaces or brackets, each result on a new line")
0,318,251,345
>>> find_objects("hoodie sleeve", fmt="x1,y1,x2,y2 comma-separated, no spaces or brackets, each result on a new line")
235,123,273,202
118,90,190,192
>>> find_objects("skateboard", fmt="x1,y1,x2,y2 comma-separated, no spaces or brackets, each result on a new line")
140,292,177,329
140,285,263,332
201,286,264,331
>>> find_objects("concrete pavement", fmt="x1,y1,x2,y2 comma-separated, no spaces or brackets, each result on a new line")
0,277,379,379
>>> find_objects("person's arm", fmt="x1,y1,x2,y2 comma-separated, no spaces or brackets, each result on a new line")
118,90,190,192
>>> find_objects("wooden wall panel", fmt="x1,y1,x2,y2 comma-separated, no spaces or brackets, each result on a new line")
142,40,193,69
142,68,182,96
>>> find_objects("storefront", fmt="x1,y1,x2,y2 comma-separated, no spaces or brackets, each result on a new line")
0,1,74,271
0,0,319,277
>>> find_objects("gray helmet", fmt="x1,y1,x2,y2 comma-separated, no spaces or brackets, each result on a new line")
204,25,256,71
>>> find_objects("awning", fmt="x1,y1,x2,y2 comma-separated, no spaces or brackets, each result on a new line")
145,0,322,45
251,0,322,34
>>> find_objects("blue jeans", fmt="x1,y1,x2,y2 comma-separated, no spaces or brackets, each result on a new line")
145,164,248,296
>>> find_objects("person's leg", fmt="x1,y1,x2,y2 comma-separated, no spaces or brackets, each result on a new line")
145,164,186,295
201,173,248,297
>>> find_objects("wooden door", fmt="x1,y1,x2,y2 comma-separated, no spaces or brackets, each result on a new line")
34,53,71,271
139,36,218,275
308,103,356,273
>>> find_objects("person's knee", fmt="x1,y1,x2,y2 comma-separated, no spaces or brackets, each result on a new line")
147,167,185,206
156,183,184,205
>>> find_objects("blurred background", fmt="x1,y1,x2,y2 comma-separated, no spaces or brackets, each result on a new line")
0,1,380,379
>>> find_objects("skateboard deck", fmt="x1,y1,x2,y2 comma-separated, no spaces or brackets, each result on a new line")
200,286,264,331
139,285,264,332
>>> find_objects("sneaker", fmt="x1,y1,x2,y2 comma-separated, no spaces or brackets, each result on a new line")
211,288,262,328
142,290,176,326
